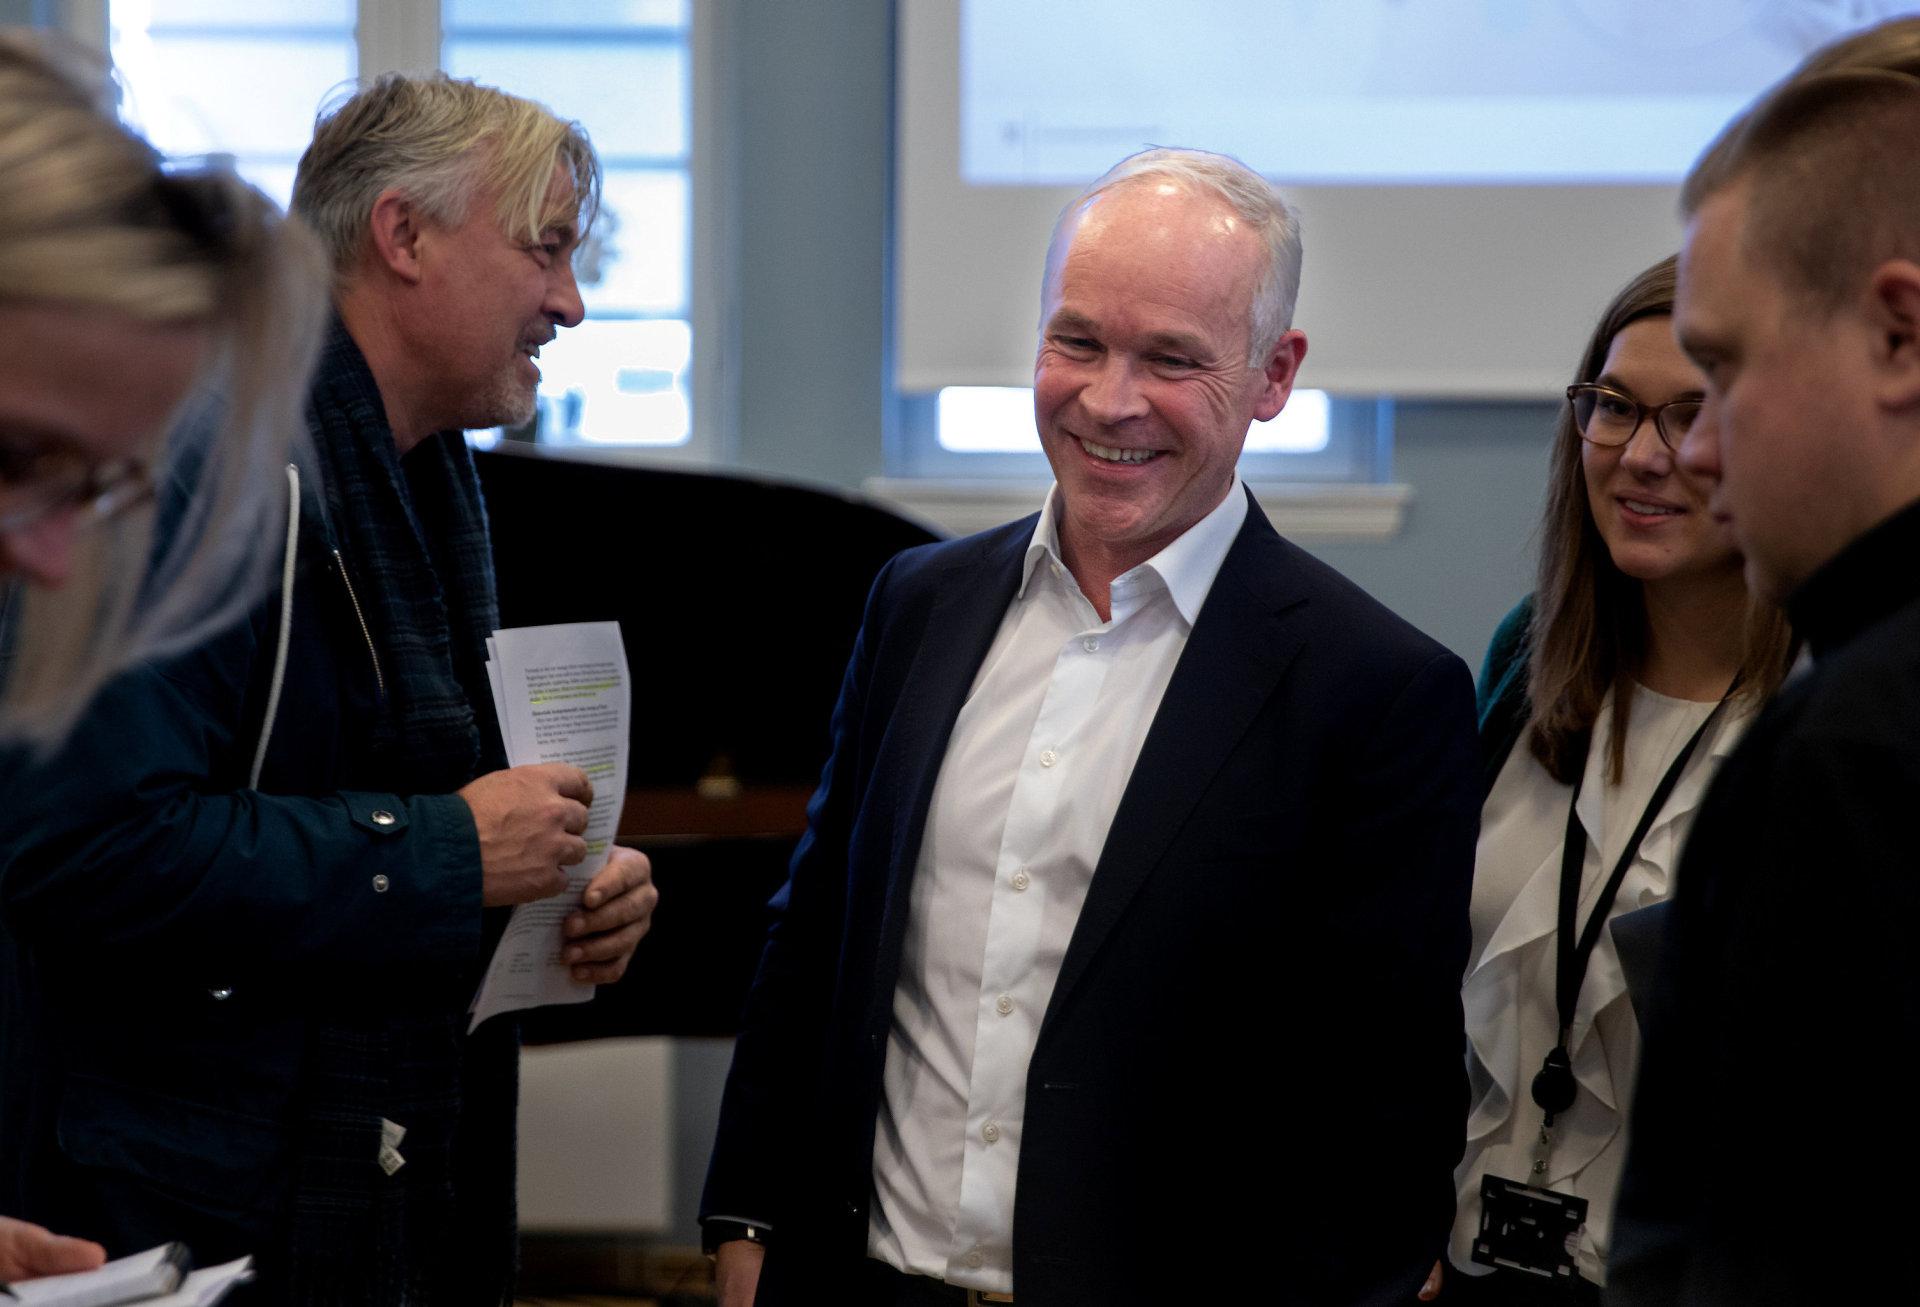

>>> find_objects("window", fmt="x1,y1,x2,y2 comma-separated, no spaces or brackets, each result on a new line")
887,387,1388,483
109,0,354,206
107,0,701,453
445,0,692,449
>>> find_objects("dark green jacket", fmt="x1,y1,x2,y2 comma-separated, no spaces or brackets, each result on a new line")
1476,595,1533,798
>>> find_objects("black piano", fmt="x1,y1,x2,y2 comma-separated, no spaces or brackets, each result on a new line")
473,444,942,1042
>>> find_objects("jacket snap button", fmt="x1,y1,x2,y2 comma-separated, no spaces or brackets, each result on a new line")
370,809,397,827
371,874,391,893
208,987,234,1001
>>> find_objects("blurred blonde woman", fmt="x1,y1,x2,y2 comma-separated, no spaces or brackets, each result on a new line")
0,30,324,1284
0,31,327,744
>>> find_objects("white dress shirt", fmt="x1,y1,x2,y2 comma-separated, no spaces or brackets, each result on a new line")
1451,683,1748,1285
867,477,1248,1292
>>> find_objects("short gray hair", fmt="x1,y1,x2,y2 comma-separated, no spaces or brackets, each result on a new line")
292,71,601,274
1044,146,1303,366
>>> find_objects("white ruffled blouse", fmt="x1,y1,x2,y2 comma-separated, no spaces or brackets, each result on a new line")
1449,684,1748,1285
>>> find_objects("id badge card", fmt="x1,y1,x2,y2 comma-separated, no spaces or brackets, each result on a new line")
1472,1175,1588,1285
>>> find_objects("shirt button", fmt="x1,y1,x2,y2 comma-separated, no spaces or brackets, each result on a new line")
965,1250,985,1269
371,874,391,894
982,1121,1001,1143
1082,637,1099,652
370,809,397,827
1038,749,1057,767
995,994,1014,1016
1011,870,1030,891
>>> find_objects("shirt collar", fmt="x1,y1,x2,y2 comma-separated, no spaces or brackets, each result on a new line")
1019,474,1249,627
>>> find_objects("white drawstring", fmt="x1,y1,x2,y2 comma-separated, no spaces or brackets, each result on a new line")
248,463,300,789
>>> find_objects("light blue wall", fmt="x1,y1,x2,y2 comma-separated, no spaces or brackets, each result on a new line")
1306,400,1556,669
719,0,896,490
5,0,1553,663
715,0,1556,671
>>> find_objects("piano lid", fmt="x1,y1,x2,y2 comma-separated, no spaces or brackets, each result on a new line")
474,443,942,809
475,445,944,1039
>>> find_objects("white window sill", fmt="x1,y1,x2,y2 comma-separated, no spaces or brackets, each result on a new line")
863,478,1410,542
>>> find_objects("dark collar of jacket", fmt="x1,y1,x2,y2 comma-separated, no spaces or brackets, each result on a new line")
1785,496,1920,663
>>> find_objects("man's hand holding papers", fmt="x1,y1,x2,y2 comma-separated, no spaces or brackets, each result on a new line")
458,762,595,906
469,621,648,1030
561,844,656,985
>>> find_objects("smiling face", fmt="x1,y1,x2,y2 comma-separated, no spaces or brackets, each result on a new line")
1034,181,1304,580
1579,316,1740,592
406,164,586,433
0,301,206,587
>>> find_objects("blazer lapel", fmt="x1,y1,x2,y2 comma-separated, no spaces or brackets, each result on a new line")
1042,500,1310,1030
864,521,1033,1030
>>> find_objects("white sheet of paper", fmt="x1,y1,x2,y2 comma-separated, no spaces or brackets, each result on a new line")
138,1258,255,1307
5,1243,185,1307
470,620,630,1032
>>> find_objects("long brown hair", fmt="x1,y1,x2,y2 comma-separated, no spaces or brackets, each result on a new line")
1525,255,1794,784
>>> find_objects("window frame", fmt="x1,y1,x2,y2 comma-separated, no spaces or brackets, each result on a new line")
885,388,1394,483
80,0,726,465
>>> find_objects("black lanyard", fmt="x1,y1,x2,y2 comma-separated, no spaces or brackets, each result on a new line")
1529,685,1736,1122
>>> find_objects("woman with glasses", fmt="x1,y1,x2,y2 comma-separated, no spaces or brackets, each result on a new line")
1424,256,1795,1304
0,31,324,1284
0,32,326,744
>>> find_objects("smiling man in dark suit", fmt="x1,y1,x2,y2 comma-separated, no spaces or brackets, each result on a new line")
702,147,1480,1307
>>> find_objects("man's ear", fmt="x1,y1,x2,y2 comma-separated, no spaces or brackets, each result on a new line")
1252,328,1309,423
366,189,427,285
1867,258,1920,412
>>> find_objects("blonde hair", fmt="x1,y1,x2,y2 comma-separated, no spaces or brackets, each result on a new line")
0,31,330,744
292,71,600,275
1044,146,1303,366
1792,14,1920,79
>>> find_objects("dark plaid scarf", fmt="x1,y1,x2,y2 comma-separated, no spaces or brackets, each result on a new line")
306,322,500,794
276,321,516,1306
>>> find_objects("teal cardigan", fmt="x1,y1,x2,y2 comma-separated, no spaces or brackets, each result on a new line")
1477,596,1534,799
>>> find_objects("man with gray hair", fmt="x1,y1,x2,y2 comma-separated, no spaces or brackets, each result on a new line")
0,73,656,1303
701,147,1478,1306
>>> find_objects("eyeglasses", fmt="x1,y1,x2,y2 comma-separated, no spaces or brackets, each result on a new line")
0,444,156,534
1567,383,1703,450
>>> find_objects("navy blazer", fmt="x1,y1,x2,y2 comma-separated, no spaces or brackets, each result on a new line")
704,491,1480,1306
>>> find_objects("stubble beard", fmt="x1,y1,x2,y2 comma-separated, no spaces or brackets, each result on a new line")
464,366,540,434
